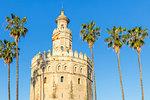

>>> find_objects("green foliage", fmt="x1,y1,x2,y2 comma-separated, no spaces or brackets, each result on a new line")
105,26,126,49
123,26,148,49
5,14,28,41
80,21,101,44
0,40,16,64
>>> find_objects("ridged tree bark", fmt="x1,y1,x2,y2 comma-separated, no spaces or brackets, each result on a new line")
117,52,124,100
15,39,19,100
8,63,11,100
91,47,97,100
137,52,144,100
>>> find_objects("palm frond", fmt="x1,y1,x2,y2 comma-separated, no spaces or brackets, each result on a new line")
105,26,126,50
126,27,148,49
80,21,101,45
5,14,28,40
0,40,16,64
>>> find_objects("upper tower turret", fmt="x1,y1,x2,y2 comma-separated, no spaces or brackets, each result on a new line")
52,10,72,56
55,9,70,29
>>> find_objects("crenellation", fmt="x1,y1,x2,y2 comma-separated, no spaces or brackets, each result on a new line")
47,50,51,57
84,53,88,61
39,52,42,58
31,50,92,68
31,53,41,65
79,52,83,59
43,51,47,59
74,51,78,58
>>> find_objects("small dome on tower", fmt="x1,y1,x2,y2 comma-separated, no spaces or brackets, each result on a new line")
58,10,67,18
55,9,70,23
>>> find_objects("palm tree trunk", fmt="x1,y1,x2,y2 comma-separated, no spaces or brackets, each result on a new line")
137,52,144,100
43,72,44,100
117,52,124,100
15,40,19,100
8,63,11,100
91,47,97,100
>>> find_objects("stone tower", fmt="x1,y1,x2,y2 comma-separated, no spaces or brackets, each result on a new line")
30,10,93,100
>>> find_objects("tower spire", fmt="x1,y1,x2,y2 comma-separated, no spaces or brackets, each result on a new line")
55,6,70,24
61,0,63,11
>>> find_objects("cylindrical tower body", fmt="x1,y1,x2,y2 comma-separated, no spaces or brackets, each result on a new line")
30,10,93,100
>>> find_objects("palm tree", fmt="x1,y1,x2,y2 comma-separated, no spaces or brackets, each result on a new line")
123,26,148,100
0,40,16,100
5,14,28,100
80,21,101,100
104,26,126,100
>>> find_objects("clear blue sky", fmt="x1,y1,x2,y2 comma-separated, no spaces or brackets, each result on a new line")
0,0,150,100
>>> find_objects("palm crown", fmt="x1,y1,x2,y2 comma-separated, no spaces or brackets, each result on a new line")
105,26,126,53
123,26,148,52
80,21,101,47
5,14,28,41
0,40,16,64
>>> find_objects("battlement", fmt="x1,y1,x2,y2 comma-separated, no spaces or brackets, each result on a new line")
31,49,92,67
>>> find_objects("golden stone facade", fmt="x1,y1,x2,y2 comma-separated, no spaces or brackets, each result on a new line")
30,10,93,100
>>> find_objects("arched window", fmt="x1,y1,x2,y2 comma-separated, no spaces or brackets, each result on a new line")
61,46,64,51
61,24,64,29
61,76,64,82
80,68,82,73
48,66,51,71
44,77,47,83
89,70,91,79
78,78,81,84
58,65,61,70
74,67,77,72
64,66,67,70
62,93,63,98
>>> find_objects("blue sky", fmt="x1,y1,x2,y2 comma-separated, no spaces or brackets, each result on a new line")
0,0,150,100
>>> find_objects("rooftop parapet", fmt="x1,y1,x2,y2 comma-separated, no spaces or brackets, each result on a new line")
32,52,41,63
72,51,92,65
31,50,52,65
31,49,92,67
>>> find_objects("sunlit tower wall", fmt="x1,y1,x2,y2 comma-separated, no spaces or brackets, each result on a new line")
30,10,93,100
